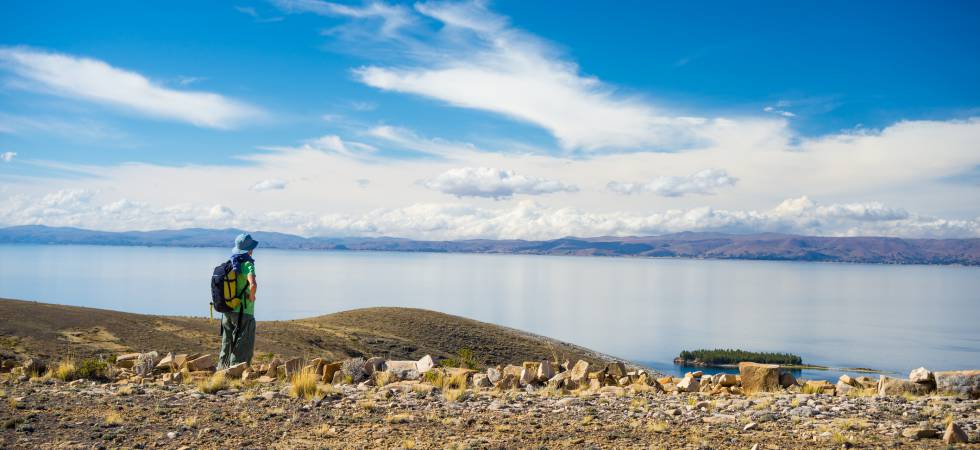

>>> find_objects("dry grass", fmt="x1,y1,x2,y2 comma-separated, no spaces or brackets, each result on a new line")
116,385,134,396
179,415,198,428
386,413,412,424
845,387,878,398
289,369,319,400
313,424,334,437
646,420,669,433
751,398,773,410
801,384,824,395
834,417,869,431
423,370,446,388
358,399,377,412
49,359,77,381
104,411,124,426
197,372,229,394
831,431,856,446
537,384,565,398
373,370,393,387
443,388,468,403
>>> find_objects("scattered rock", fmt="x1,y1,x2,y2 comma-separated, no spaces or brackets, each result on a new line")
778,371,797,388
569,360,590,387
676,374,699,392
909,367,934,384
743,422,758,431
416,355,436,374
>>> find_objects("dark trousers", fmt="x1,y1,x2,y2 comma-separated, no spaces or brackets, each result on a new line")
218,311,255,369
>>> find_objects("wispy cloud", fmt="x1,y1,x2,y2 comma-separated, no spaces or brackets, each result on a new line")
234,5,284,22
368,125,476,157
0,47,263,129
273,0,414,37
265,134,377,158
763,100,796,118
608,169,738,197
423,167,578,199
0,112,126,141
0,152,16,162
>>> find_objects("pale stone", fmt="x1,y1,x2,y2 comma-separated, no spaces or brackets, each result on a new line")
536,360,554,382
836,381,854,396
717,373,738,387
416,355,436,374
909,367,934,384
502,364,523,379
186,354,214,372
486,367,501,384
265,358,282,378
934,370,980,398
739,362,781,394
676,374,699,392
520,362,540,386
838,374,857,386
223,362,248,378
569,360,590,387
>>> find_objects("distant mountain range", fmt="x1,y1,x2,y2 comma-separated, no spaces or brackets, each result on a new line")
1,225,978,266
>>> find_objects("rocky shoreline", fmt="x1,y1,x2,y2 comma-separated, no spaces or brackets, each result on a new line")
1,351,978,448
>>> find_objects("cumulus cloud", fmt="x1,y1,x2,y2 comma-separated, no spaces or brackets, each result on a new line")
2,190,976,240
608,169,738,197
0,47,262,129
1,151,15,162
423,167,578,199
250,179,287,191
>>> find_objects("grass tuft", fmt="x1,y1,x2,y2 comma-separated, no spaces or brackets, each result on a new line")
197,372,229,394
443,387,468,403
104,411,124,426
289,369,320,400
373,370,393,387
646,420,669,433
49,359,77,381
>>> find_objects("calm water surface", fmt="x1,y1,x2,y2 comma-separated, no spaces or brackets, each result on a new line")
1,244,978,379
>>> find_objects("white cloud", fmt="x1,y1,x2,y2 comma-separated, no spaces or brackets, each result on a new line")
273,0,414,36
267,134,377,158
423,167,578,199
336,1,749,152
2,189,976,240
608,169,738,197
764,106,795,117
1,152,15,162
251,179,288,191
0,47,262,129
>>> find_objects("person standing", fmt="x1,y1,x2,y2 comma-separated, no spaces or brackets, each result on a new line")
217,233,258,369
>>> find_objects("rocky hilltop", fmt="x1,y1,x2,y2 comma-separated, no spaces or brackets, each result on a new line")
1,350,978,448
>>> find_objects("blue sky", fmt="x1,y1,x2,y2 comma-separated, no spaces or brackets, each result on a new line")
1,1,979,238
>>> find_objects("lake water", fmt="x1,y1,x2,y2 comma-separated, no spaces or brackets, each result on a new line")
1,244,978,380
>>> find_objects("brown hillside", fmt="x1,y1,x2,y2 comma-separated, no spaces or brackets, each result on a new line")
0,298,616,368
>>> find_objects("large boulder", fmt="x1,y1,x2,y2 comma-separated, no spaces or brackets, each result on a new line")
216,362,248,379
838,374,858,387
569,360,590,387
472,373,492,388
282,358,303,379
878,376,932,396
502,364,523,379
385,361,418,381
739,362,781,394
934,370,980,398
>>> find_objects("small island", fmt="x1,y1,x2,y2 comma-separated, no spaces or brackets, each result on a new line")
674,348,887,374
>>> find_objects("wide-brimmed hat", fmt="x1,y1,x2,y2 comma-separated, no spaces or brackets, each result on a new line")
233,232,259,254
